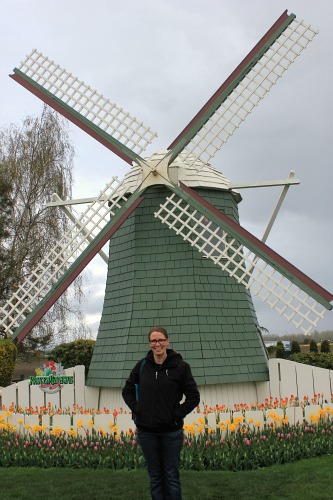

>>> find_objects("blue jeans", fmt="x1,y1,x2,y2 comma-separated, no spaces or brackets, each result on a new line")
137,428,183,500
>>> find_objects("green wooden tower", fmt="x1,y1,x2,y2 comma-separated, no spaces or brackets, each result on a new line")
87,161,268,388
5,11,332,384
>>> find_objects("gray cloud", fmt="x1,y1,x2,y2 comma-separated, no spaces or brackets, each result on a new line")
1,0,332,336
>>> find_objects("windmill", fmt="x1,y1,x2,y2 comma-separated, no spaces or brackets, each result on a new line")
2,10,332,393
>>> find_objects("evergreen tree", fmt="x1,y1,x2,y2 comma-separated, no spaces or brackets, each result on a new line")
275,340,285,359
290,340,301,354
320,339,331,353
309,339,318,353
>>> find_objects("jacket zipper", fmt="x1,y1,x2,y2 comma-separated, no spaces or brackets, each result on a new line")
150,365,160,427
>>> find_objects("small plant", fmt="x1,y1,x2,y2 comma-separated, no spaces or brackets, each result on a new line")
275,341,285,359
320,340,331,353
291,340,301,354
0,339,17,386
309,339,318,353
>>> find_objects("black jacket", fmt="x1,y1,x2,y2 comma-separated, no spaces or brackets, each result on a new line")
122,349,200,432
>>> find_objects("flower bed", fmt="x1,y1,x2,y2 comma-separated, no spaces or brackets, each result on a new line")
1,398,333,470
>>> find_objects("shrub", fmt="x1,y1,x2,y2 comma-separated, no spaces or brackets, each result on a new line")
49,339,95,375
290,341,300,354
0,339,17,387
275,341,285,359
289,352,333,370
320,340,331,353
309,339,318,353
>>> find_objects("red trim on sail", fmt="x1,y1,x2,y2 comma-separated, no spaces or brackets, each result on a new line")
10,72,133,165
14,197,144,343
168,10,290,150
179,182,333,304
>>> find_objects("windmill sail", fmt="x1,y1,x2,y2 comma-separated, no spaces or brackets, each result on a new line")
155,183,333,334
5,9,331,360
10,50,157,165
168,11,318,169
0,179,144,343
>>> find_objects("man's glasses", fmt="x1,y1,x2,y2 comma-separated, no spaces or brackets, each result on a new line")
149,338,167,345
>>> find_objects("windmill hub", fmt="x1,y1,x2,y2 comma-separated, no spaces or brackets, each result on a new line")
139,151,172,189
124,151,234,196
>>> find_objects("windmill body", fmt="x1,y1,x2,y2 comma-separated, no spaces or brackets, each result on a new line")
87,154,269,388
2,11,332,403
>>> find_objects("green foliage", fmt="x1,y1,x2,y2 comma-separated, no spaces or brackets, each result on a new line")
289,352,333,369
0,340,17,386
49,339,95,374
320,340,331,353
290,341,300,354
309,339,318,352
275,341,285,359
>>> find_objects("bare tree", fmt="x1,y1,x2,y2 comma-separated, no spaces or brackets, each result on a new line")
0,106,90,353
0,176,13,300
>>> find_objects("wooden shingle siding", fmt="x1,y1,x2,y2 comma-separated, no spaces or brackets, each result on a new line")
87,185,269,388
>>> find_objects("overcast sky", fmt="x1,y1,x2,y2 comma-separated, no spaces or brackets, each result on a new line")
1,0,332,337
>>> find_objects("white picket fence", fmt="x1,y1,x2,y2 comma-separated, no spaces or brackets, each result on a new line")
0,359,332,436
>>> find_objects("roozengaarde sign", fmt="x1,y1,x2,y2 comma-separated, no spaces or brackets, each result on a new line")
29,361,73,394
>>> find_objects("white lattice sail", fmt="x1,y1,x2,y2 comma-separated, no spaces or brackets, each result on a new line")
181,18,318,169
0,178,129,337
155,192,329,334
16,49,157,155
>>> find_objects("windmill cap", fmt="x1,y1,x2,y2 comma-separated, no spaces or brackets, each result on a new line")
121,151,241,202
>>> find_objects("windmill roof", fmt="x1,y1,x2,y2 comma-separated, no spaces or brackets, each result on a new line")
121,151,241,201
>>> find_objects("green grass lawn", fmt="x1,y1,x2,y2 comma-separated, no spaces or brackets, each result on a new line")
0,455,332,499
